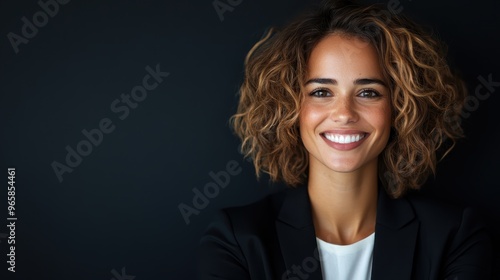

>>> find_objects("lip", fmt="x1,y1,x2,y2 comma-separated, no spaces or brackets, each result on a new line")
320,130,369,151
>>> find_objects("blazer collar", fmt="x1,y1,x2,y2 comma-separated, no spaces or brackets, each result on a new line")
275,186,323,280
275,185,419,280
371,186,419,280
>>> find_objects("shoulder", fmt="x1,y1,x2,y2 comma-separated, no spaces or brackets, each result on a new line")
402,191,484,232
218,188,288,231
197,188,290,278
404,192,463,220
400,191,493,277
401,191,492,260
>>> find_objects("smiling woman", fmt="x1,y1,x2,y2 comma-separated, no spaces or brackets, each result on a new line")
197,0,493,279
300,34,392,178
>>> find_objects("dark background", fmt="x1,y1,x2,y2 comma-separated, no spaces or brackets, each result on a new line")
0,0,498,279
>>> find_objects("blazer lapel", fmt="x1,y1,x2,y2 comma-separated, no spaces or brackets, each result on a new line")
371,187,419,280
274,185,419,280
275,186,323,280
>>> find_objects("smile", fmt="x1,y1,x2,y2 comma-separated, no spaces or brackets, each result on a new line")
323,133,366,144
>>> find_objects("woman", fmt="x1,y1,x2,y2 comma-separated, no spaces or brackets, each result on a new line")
197,1,493,279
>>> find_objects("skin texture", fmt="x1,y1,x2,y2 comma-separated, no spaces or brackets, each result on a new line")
300,33,392,245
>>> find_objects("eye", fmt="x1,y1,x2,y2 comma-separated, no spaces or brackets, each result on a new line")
310,89,332,97
357,89,380,98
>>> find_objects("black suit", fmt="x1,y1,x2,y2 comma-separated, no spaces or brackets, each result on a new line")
197,185,492,279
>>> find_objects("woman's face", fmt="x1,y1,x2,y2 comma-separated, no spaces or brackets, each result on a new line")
299,33,392,175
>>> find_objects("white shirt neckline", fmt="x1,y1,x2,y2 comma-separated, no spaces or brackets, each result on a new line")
316,232,375,255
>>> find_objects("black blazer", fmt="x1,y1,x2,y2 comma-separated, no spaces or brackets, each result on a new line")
197,185,493,280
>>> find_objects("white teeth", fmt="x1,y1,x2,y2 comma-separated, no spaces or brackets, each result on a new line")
324,133,365,144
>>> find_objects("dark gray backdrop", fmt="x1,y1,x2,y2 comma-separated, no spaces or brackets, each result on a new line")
0,0,499,279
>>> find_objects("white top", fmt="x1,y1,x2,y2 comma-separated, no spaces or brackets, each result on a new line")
316,232,375,280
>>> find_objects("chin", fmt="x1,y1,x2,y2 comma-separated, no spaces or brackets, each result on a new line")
329,166,362,174
323,154,379,173
325,160,362,173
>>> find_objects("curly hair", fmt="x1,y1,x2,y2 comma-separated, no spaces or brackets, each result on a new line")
230,0,466,198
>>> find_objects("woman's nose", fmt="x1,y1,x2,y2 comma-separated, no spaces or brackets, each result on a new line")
330,96,358,124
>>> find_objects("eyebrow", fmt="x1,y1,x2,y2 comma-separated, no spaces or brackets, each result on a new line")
305,78,387,87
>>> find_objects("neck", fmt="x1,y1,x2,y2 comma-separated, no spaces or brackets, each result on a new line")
308,159,379,245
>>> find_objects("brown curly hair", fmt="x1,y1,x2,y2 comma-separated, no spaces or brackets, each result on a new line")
230,0,466,198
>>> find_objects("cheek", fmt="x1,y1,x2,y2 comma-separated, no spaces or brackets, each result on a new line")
370,104,392,136
299,104,322,154
382,103,392,128
299,103,326,130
